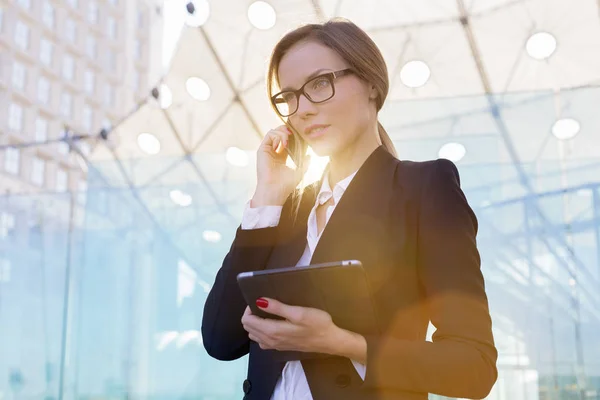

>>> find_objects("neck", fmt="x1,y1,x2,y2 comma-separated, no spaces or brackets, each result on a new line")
327,125,382,187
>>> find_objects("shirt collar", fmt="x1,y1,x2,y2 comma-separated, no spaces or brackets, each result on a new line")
316,169,358,206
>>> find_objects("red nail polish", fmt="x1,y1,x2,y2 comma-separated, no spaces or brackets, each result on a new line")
256,298,269,309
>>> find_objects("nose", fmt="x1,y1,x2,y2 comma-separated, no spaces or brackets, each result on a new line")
295,93,317,118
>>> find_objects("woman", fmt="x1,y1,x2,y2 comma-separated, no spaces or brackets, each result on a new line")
202,18,497,400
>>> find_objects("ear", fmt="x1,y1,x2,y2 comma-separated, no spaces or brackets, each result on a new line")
369,85,378,100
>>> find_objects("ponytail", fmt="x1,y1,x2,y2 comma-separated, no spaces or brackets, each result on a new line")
377,121,397,158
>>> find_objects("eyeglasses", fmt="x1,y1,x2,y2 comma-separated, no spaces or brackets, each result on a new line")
271,69,353,117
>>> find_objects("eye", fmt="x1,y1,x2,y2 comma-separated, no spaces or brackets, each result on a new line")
311,77,331,90
282,92,296,103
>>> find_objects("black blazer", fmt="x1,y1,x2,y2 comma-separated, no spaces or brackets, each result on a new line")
202,146,498,400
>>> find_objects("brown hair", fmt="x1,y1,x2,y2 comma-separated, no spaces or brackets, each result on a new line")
267,18,397,216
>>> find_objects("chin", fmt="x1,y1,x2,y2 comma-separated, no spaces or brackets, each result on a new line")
308,140,341,158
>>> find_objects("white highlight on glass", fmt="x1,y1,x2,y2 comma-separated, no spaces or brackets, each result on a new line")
552,118,580,140
226,146,249,167
186,77,211,101
203,230,222,243
137,132,161,155
438,142,466,162
526,32,557,60
159,84,172,109
170,189,192,207
185,0,210,27
400,60,431,88
248,1,276,30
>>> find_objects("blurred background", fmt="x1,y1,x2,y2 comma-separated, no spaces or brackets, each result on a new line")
1,0,599,399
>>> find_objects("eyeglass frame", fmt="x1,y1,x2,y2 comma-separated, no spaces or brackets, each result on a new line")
271,68,354,117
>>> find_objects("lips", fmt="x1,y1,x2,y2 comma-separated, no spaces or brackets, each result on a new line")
304,124,330,137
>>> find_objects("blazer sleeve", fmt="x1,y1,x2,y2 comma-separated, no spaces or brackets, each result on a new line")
201,225,279,361
361,159,498,399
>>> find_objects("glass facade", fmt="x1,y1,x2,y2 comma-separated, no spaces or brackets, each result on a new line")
0,89,599,400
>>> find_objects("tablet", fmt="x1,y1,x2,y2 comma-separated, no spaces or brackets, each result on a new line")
236,260,381,336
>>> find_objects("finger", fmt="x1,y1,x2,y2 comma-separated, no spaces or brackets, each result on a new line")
257,298,305,323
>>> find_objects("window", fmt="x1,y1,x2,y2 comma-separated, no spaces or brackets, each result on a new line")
62,55,75,80
65,19,76,43
134,40,141,59
58,141,70,155
4,147,20,175
8,103,23,131
104,85,115,107
108,0,118,6
31,157,45,186
40,39,53,66
137,10,144,29
107,50,116,72
35,117,48,142
56,169,68,192
77,180,88,205
60,92,72,118
88,1,98,23
0,213,16,239
84,70,95,95
16,0,31,9
107,17,116,39
43,1,54,29
11,62,26,90
37,77,51,104
14,21,29,50
66,0,78,8
86,36,96,59
82,105,93,131
133,71,140,92
0,258,10,283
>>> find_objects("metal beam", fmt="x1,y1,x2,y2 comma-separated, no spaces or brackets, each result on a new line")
198,27,264,140
310,0,326,21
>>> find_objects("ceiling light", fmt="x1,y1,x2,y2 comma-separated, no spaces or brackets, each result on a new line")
137,132,161,155
438,142,466,162
526,32,557,60
203,230,222,243
552,118,580,140
170,189,192,207
159,84,172,109
247,1,276,30
226,147,249,167
185,0,210,27
400,60,431,88
185,77,210,101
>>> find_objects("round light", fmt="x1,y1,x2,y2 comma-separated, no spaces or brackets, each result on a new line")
170,189,192,207
438,142,466,162
185,77,210,101
226,147,249,167
247,1,276,30
526,32,557,60
185,0,210,27
400,60,431,88
159,84,172,109
203,230,222,243
569,278,576,287
552,118,580,140
137,132,161,155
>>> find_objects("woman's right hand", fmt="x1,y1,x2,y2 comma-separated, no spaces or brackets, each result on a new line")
252,125,307,207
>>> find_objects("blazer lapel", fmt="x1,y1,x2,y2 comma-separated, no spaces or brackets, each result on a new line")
310,146,400,268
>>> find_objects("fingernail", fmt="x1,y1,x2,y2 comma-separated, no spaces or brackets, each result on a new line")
256,298,269,309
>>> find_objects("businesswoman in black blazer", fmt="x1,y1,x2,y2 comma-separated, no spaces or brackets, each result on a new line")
202,18,498,400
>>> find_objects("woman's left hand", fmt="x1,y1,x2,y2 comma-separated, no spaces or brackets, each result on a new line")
241,298,340,354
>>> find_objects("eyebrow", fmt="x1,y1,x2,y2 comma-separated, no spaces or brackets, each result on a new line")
280,68,330,91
